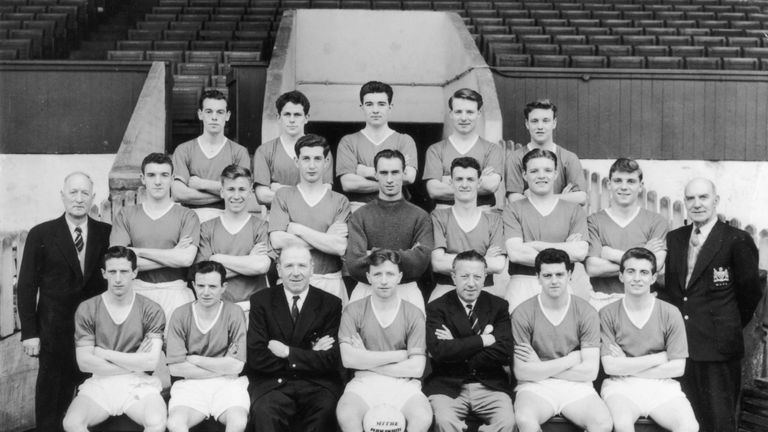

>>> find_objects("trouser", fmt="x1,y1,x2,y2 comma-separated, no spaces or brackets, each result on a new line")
682,357,741,432
36,344,85,432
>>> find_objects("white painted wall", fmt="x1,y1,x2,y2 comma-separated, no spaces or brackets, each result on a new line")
0,154,116,233
582,159,768,232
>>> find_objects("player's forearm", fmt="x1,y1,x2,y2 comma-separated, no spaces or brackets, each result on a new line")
632,358,686,379
531,240,588,262
600,246,625,263
552,352,598,382
191,356,244,375
478,174,501,194
135,246,197,268
404,166,417,185
255,185,275,205
370,355,425,378
585,257,620,277
506,239,540,267
431,250,456,275
98,348,159,373
77,349,132,375
172,182,220,205
213,254,270,276
556,191,587,205
137,257,164,271
292,224,347,256
168,361,221,379
426,180,455,200
270,231,311,250
486,255,506,274
506,192,526,202
196,178,222,195
514,353,579,382
340,345,408,370
602,352,668,376
340,174,379,193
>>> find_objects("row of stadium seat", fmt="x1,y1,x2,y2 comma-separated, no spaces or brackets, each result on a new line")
495,52,768,69
0,0,91,58
473,9,767,19
114,38,261,51
127,28,270,40
478,17,768,28
135,20,272,31
481,33,768,48
106,49,261,64
488,42,768,57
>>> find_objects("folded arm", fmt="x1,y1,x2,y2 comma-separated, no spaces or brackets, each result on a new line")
288,222,347,256
370,354,425,378
172,180,220,205
94,338,162,373
552,347,599,381
513,344,581,382
76,345,133,375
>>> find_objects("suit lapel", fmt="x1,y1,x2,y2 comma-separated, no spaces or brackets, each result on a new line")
271,288,294,339
54,216,82,278
447,292,474,336
474,293,493,333
292,288,319,344
83,217,102,281
687,221,724,289
676,225,692,291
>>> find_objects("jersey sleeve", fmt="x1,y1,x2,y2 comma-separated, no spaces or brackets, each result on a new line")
587,213,603,258
599,305,619,357
196,219,214,261
253,216,269,245
74,301,96,347
233,143,251,171
577,301,601,349
662,303,689,360
336,134,358,176
227,304,247,362
569,204,589,239
401,134,419,172
504,150,525,195
109,208,132,246
502,202,523,239
335,194,352,223
338,303,361,341
268,188,291,233
252,144,272,187
562,151,586,192
650,214,669,246
165,308,188,364
422,143,443,181
172,143,192,184
510,303,533,346
180,208,202,247
143,299,166,339
484,140,505,178
405,305,426,357
431,210,448,250
488,212,506,251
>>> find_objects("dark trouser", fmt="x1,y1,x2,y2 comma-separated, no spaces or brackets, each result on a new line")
250,380,338,432
36,346,84,432
682,358,741,432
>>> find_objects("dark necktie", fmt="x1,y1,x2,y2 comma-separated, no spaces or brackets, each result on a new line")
291,295,300,323
467,304,481,335
74,226,84,253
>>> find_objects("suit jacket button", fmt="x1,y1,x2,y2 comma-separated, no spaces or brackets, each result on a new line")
277,378,283,383
684,315,689,320
292,364,296,368
683,297,688,301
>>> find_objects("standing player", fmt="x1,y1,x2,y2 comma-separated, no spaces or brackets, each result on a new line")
423,88,503,209
503,149,588,313
171,89,252,221
166,261,249,432
586,159,668,309
247,245,343,432
346,149,433,314
62,246,166,432
600,248,698,432
505,99,586,204
336,250,433,432
269,134,351,303
336,81,419,211
511,248,612,432
197,165,270,312
111,152,200,320
253,90,333,207
425,251,515,432
429,157,506,302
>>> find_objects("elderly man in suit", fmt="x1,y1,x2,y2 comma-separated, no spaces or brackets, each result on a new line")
660,178,762,432
246,244,343,432
425,250,515,432
17,171,111,432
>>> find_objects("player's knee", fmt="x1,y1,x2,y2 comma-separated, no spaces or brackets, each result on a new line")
142,411,167,432
496,412,516,431
335,403,362,431
224,410,248,432
404,408,433,432
674,418,699,432
61,411,85,432
165,414,188,432
513,411,540,432
586,413,613,432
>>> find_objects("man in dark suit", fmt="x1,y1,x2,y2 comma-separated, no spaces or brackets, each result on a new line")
425,250,515,432
246,244,343,432
17,171,111,432
661,178,762,432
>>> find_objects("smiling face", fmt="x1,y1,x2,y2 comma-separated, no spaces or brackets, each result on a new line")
278,247,313,295
452,259,486,304
537,262,571,301
141,162,173,201
361,92,392,127
367,260,403,300
296,145,328,184
619,257,657,297
193,271,226,308
609,170,643,208
61,173,94,222
198,98,230,135
451,166,480,203
523,156,557,196
450,98,480,136
684,178,719,227
221,176,251,214
102,257,137,299
525,108,557,145
279,102,309,138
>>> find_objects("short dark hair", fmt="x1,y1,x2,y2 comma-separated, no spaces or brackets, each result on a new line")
141,152,173,174
522,148,558,171
534,248,574,273
449,88,483,110
374,149,405,171
191,260,227,285
360,81,393,104
367,249,401,269
450,156,481,178
276,90,310,115
102,246,137,270
294,133,330,157
452,250,487,269
609,158,643,182
524,99,557,120
619,247,657,274
199,89,228,110
220,164,252,183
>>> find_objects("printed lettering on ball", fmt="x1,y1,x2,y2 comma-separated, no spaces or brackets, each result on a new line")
363,404,405,432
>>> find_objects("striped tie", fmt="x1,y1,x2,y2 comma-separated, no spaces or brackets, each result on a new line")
291,295,300,323
74,226,84,253
467,304,481,335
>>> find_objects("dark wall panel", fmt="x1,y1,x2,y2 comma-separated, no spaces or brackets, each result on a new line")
0,62,150,154
230,64,268,154
493,70,768,161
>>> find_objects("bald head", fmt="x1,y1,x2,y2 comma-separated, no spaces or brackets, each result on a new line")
684,177,719,226
278,244,313,295
61,171,95,223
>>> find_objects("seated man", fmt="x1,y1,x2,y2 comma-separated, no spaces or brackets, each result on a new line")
62,246,166,432
511,248,612,432
337,249,433,432
247,245,343,432
166,261,249,432
600,247,698,432
425,250,515,432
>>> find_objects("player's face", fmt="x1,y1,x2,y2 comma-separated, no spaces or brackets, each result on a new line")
619,258,656,297
684,179,719,226
295,145,328,184
525,108,557,145
278,248,313,295
279,102,308,138
141,162,173,200
522,156,556,196
194,271,226,308
61,173,94,221
221,176,251,213
361,92,391,127
450,98,480,135
452,260,486,304
609,171,643,207
102,257,137,298
198,98,230,134
537,262,571,300
375,157,404,200
451,166,480,203
367,260,402,299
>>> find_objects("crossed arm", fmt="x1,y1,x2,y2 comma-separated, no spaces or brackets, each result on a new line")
586,238,666,277
601,345,685,379
169,354,244,379
209,243,271,278
514,345,599,382
506,235,588,267
172,178,221,205
270,222,348,257
76,337,163,376
132,236,197,271
340,334,425,378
